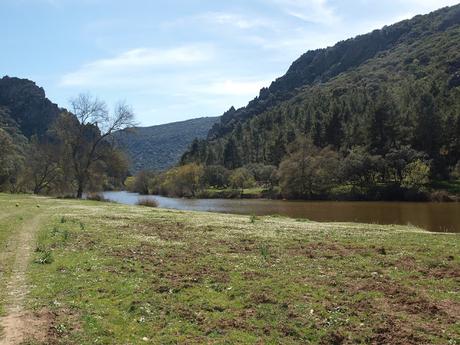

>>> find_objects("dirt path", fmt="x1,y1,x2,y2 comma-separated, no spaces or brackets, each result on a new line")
0,214,47,345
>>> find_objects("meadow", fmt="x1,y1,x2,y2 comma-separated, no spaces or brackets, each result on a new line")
0,194,458,344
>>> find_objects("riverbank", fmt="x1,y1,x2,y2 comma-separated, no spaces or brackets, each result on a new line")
193,183,460,202
99,191,460,233
0,194,459,344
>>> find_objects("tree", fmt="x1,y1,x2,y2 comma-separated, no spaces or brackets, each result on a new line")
245,163,277,187
0,128,26,192
340,147,383,190
413,93,441,159
223,137,241,169
384,147,427,183
175,163,205,197
26,136,61,194
278,138,339,198
268,133,286,166
451,161,460,180
56,94,135,198
132,170,155,195
367,92,399,155
203,165,230,188
401,159,431,191
229,168,255,192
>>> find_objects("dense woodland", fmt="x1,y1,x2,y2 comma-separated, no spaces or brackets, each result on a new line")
0,77,133,197
163,4,460,201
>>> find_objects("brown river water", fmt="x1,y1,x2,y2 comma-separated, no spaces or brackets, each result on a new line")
100,191,460,233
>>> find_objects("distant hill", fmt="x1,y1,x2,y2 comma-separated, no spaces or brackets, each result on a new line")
0,76,63,138
183,4,460,176
113,117,220,173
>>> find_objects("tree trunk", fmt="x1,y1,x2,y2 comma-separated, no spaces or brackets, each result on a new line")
77,184,83,199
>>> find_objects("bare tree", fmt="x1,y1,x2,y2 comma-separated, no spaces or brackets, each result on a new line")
59,94,135,198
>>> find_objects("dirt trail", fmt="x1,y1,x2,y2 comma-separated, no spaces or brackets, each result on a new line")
0,214,47,345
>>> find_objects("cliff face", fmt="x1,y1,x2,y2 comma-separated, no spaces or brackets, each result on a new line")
0,76,63,138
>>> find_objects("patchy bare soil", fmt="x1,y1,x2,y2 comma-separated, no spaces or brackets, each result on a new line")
0,194,459,344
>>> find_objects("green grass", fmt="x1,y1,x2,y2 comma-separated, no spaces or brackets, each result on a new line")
0,194,458,344
201,187,266,199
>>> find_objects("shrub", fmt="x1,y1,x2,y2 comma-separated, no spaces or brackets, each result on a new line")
137,198,158,208
429,190,455,202
86,192,109,202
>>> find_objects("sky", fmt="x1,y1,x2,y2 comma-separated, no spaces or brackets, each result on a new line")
1,0,459,126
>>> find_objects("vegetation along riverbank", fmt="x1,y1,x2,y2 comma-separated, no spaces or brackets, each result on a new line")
126,162,460,202
0,193,458,344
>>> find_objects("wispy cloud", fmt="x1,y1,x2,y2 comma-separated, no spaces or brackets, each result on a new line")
161,11,276,32
203,12,274,30
404,0,459,8
271,0,339,25
59,43,275,119
60,45,214,86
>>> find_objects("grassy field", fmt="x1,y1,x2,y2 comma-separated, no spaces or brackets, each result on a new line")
0,194,458,344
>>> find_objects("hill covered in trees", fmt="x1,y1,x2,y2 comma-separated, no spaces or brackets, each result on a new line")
113,117,219,173
173,4,460,200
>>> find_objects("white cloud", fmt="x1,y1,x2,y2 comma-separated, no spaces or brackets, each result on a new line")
59,44,275,121
204,12,274,30
60,45,214,86
161,11,276,32
404,0,459,8
205,79,272,96
271,0,339,25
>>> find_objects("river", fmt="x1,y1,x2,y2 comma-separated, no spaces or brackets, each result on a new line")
100,191,460,233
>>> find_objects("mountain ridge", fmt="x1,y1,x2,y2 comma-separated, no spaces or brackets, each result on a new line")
208,4,460,140
182,4,460,183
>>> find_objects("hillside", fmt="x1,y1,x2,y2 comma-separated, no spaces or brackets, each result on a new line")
114,117,220,173
0,76,63,138
182,4,460,181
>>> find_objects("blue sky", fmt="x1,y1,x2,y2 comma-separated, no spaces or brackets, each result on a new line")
1,0,459,126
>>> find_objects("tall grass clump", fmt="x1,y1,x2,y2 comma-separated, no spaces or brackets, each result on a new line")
259,243,270,261
86,193,110,202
